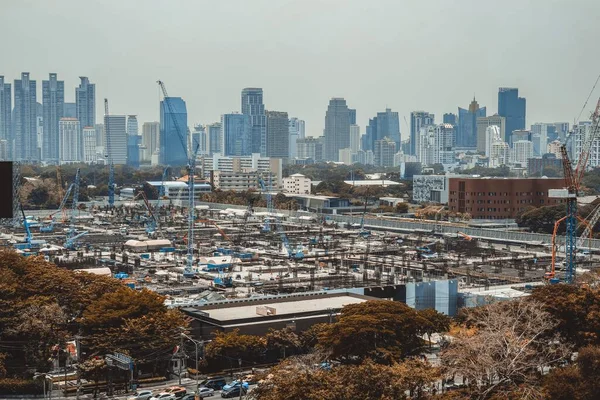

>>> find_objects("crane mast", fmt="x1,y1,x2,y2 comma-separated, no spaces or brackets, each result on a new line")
104,99,115,207
157,80,198,277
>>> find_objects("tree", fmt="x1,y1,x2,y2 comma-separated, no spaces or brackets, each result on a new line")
441,299,570,400
266,328,301,359
417,308,451,349
205,329,266,367
78,357,107,399
515,204,566,234
543,346,600,400
396,202,409,214
317,300,427,364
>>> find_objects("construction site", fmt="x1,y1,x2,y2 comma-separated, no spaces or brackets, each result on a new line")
2,87,600,320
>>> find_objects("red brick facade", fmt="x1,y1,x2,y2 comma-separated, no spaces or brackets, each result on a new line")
448,177,565,219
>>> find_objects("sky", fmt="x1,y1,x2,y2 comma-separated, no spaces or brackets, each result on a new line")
2,0,600,137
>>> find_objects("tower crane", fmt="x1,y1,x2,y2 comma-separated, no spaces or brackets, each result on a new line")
104,99,115,207
65,168,88,249
157,80,199,278
549,98,600,283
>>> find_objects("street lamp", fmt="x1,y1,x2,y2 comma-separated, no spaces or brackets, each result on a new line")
181,332,203,390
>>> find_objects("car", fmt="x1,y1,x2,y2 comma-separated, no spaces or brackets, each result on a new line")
222,380,250,391
128,391,154,400
149,393,176,400
196,387,215,398
221,386,247,398
198,377,228,390
163,387,187,399
180,395,197,400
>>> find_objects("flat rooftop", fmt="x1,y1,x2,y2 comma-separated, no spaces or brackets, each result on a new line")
201,295,367,322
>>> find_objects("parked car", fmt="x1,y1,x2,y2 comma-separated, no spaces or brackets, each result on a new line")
128,391,154,400
180,395,197,400
198,377,227,390
222,380,249,391
221,386,247,398
196,387,215,398
149,393,176,400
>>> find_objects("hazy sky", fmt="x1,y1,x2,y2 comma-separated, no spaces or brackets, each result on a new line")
3,0,600,137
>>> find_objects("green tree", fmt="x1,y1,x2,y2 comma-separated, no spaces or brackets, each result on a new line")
417,308,451,349
266,328,301,358
205,329,266,365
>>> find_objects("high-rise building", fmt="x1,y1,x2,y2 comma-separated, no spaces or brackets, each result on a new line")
349,124,361,154
410,111,434,155
76,77,95,129
339,148,353,165
104,115,127,165
288,117,305,158
374,137,396,167
42,73,64,163
511,140,533,166
348,109,357,125
530,123,552,155
297,137,323,161
36,102,43,155
191,124,206,155
160,97,188,166
126,115,140,167
417,125,435,166
443,113,457,125
14,73,38,162
241,88,266,155
366,108,401,151
63,102,76,118
511,129,531,143
457,97,486,148
483,125,502,157
141,122,159,162
554,122,570,141
498,88,526,145
433,123,455,165
0,140,9,160
82,127,96,164
206,122,222,156
547,140,562,159
266,111,289,158
59,118,81,163
221,113,251,157
95,123,104,147
489,141,510,168
0,77,10,146
323,98,351,161
476,115,505,153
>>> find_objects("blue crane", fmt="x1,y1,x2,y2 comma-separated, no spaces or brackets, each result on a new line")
20,204,33,246
104,99,115,207
158,80,200,278
258,177,273,232
40,183,74,233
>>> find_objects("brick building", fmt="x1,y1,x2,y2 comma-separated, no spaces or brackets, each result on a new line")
448,177,565,219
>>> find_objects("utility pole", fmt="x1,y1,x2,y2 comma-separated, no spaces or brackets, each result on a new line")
179,332,184,385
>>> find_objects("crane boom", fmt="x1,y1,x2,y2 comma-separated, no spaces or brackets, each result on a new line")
577,203,600,249
157,80,198,277
574,99,600,188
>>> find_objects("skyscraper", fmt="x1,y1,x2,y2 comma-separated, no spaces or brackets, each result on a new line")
288,117,305,158
221,113,251,156
59,118,81,163
82,127,96,164
349,124,361,154
126,115,140,167
0,77,11,147
76,77,95,129
63,102,76,118
206,122,222,155
323,98,351,161
498,88,526,145
42,73,64,163
14,73,38,162
160,97,188,166
476,114,505,153
348,109,357,125
266,111,289,158
191,124,206,155
457,98,486,148
141,122,159,162
410,111,435,155
374,137,396,167
241,88,266,155
368,108,400,150
104,115,127,165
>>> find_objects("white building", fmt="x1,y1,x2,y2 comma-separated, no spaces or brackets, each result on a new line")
283,173,311,194
433,123,455,165
374,137,396,167
484,125,502,157
82,127,96,164
489,141,510,167
104,115,127,165
142,122,159,163
288,117,305,158
477,115,506,152
338,147,353,165
199,153,283,186
59,118,81,163
412,175,449,203
547,140,562,159
569,121,600,169
417,125,435,166
349,124,361,153
511,140,534,167
126,115,138,136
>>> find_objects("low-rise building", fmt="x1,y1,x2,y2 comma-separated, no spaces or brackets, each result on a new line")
412,175,450,203
283,173,311,194
210,170,277,192
448,177,565,219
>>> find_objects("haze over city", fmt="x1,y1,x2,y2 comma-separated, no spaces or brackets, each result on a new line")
3,0,600,132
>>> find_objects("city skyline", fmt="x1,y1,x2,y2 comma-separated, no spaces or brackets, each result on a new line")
2,1,600,135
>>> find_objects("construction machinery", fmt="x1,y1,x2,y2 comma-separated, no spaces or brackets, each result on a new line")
40,173,76,232
104,99,116,207
548,98,600,283
198,219,231,242
158,80,200,278
65,168,87,249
